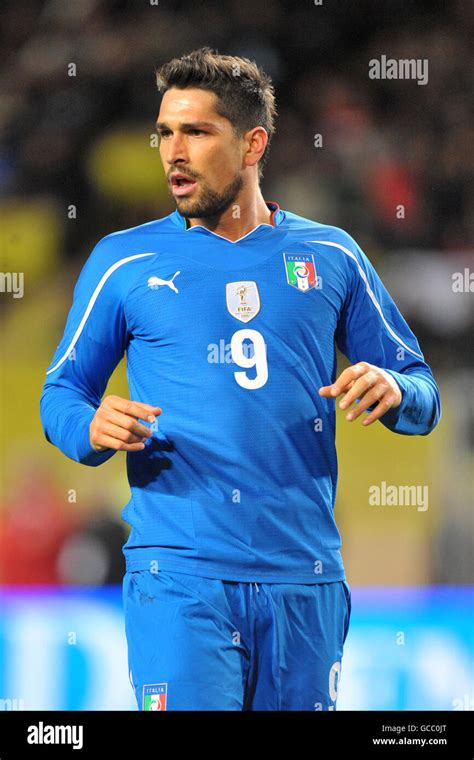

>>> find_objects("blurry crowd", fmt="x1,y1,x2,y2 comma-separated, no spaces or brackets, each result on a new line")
1,0,472,252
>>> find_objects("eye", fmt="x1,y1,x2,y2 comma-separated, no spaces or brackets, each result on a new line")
158,129,172,138
188,129,205,135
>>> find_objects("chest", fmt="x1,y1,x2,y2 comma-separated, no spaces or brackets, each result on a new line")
126,250,345,351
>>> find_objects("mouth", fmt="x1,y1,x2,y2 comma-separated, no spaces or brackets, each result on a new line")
169,173,198,197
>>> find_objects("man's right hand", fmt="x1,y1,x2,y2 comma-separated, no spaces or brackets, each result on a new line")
89,395,162,452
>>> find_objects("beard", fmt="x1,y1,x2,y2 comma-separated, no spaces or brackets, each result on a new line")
173,172,244,221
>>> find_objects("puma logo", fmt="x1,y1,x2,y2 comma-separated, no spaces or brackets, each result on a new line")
147,271,181,293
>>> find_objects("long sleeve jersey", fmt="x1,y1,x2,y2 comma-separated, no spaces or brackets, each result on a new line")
40,202,441,582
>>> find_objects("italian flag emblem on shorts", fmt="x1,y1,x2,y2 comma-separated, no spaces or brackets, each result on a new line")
283,252,317,292
143,683,168,710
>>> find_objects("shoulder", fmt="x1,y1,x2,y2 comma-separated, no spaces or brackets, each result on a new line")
68,215,176,305
78,214,177,281
92,214,177,259
281,209,368,268
282,209,359,250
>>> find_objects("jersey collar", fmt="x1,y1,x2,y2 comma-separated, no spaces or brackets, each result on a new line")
170,201,284,242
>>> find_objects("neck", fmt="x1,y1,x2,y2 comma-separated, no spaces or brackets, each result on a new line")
186,189,272,241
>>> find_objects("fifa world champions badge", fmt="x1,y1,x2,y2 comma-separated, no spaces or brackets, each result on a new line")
283,252,318,292
225,280,261,322
143,683,168,710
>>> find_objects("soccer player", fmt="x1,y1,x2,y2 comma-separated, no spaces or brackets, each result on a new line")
40,48,441,711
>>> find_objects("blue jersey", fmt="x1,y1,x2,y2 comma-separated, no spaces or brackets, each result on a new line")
40,202,441,582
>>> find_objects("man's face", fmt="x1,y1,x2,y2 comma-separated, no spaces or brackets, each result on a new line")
156,87,244,219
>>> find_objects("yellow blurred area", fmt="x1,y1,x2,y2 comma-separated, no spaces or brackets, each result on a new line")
86,126,169,204
0,198,62,280
335,370,444,584
0,272,130,518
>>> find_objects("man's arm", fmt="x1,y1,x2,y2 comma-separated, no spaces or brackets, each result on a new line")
40,238,160,465
322,234,441,436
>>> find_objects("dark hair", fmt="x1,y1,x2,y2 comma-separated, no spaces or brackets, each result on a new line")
156,47,277,180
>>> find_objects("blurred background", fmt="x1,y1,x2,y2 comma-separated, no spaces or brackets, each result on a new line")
0,0,472,710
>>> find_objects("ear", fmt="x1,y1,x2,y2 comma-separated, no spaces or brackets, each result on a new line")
243,126,268,169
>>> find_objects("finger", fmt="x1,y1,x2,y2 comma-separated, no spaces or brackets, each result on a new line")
100,408,153,439
101,421,149,445
114,398,162,421
106,397,162,422
318,385,335,397
339,370,378,410
319,378,356,398
361,393,398,426
344,383,387,421
320,363,369,397
92,433,146,452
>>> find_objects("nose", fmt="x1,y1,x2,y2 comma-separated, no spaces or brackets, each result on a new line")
164,133,188,167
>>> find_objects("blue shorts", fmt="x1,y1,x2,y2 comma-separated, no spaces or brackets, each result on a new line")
122,568,351,711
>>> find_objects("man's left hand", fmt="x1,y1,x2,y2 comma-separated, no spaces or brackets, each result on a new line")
318,361,402,426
